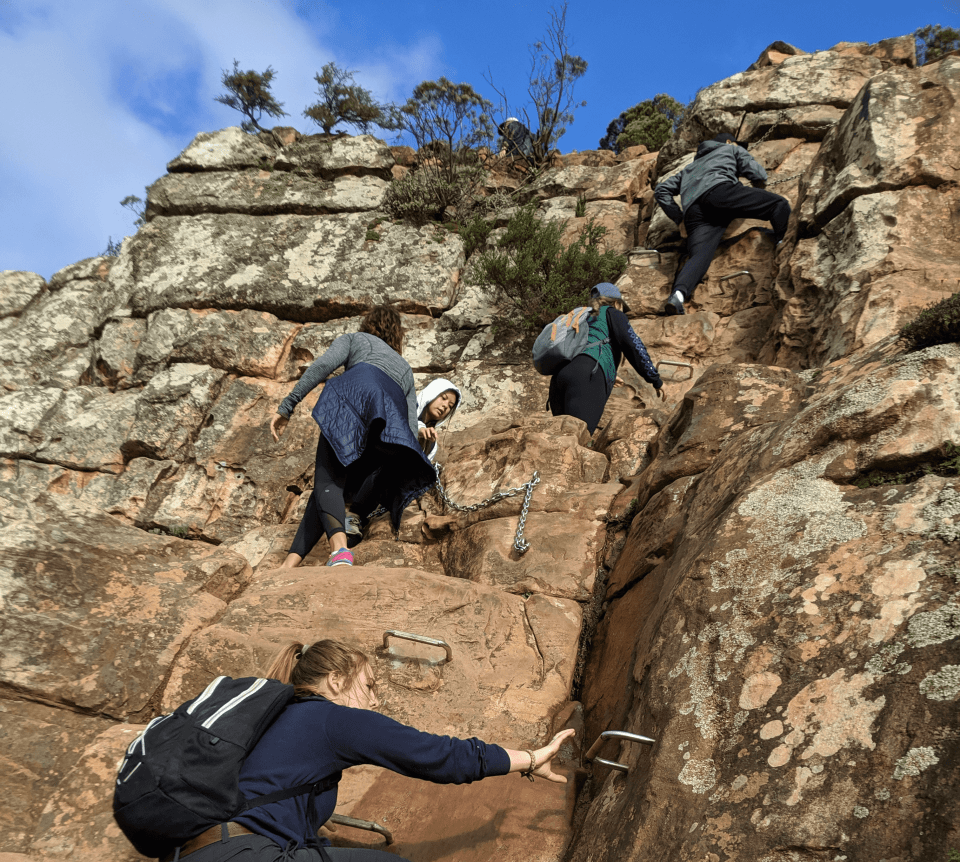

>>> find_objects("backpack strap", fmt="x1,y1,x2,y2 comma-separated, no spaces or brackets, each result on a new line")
584,306,612,379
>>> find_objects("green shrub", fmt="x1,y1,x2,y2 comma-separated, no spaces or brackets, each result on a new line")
469,202,626,333
214,60,287,133
915,24,960,65
599,94,685,153
303,62,395,134
459,213,496,258
382,165,484,225
899,289,960,351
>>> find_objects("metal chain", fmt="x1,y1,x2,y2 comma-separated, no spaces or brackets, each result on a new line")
434,464,541,554
746,110,837,187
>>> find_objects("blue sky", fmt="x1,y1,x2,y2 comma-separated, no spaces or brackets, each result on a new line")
0,0,953,280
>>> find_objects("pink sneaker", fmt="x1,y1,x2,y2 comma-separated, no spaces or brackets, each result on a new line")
326,548,354,567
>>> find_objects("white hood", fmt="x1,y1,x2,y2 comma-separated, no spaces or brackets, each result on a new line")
416,378,462,462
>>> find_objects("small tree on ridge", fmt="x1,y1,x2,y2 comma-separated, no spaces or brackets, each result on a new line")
215,60,288,133
303,63,393,134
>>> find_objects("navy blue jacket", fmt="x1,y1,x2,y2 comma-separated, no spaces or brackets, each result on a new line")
234,699,510,848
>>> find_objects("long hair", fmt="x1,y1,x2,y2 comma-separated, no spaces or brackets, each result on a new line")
590,295,621,313
359,305,403,355
264,639,370,697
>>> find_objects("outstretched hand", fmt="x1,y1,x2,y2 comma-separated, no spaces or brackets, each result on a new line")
655,387,666,401
270,413,289,442
531,729,576,783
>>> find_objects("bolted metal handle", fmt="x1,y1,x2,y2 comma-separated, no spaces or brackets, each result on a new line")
716,270,753,294
585,730,656,773
328,814,393,845
655,359,694,382
382,630,452,665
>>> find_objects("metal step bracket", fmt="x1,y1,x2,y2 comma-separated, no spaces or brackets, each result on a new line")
585,730,656,773
328,814,394,845
655,359,694,382
716,269,753,294
382,630,453,665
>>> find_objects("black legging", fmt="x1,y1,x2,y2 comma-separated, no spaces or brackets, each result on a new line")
674,181,791,301
289,433,411,558
548,354,613,434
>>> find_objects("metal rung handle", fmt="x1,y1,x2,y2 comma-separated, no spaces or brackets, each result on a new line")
718,270,753,282
716,270,753,295
656,359,694,382
585,731,656,773
328,814,394,845
382,630,452,664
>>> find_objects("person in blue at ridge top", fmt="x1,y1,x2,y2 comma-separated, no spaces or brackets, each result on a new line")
270,306,436,569
653,132,791,316
163,639,574,862
548,283,665,434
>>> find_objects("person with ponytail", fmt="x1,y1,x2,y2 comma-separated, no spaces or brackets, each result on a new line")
270,306,436,568
181,639,574,862
548,283,664,434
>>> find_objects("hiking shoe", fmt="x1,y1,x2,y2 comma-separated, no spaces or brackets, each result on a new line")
326,548,354,567
664,293,685,316
344,513,362,537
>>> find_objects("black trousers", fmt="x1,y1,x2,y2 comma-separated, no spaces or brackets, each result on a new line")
674,182,791,301
548,354,613,434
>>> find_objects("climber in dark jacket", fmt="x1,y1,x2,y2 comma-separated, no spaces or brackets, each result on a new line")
653,132,791,315
167,638,574,862
270,307,435,569
548,283,664,434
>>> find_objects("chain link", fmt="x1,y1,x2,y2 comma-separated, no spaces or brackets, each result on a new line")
434,464,541,554
747,110,837,187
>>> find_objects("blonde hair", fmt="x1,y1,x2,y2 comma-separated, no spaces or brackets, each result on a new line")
264,639,370,697
590,295,621,312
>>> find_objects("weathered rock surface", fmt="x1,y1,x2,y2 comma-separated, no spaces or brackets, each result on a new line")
117,213,464,321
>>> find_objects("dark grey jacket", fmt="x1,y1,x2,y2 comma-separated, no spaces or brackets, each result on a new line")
654,140,768,224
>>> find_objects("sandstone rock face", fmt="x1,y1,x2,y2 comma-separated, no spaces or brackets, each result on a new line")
571,341,960,862
3,33,958,862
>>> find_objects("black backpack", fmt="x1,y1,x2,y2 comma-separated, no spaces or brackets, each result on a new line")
113,676,341,858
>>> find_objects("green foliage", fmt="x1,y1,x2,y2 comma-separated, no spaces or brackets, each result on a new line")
899,289,960,351
303,62,394,134
853,442,960,488
915,24,960,64
949,848,960,862
101,191,147,257
121,194,146,228
469,202,626,333
382,164,484,225
101,236,123,257
486,3,587,165
214,60,288,133
575,193,587,218
364,229,381,242
459,213,495,258
599,94,686,153
385,78,494,224
392,77,494,180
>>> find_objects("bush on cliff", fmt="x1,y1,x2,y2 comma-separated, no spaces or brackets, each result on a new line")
214,61,288,133
303,63,395,134
899,289,960,351
384,78,494,224
468,202,626,333
915,24,960,65
599,94,685,153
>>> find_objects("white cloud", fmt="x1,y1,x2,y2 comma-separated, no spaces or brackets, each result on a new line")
0,0,445,278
